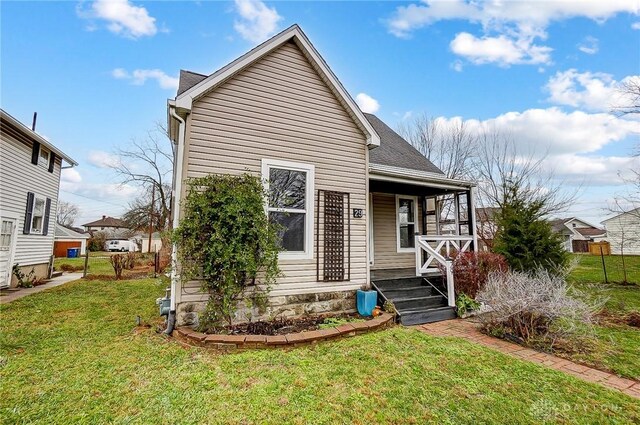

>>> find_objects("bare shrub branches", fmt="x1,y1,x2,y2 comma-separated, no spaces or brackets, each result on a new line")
477,269,602,344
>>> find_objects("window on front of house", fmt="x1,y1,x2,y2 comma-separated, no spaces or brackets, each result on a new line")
262,159,314,259
397,196,417,251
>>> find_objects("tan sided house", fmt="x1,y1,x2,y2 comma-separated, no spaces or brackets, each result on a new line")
0,109,77,287
167,25,477,327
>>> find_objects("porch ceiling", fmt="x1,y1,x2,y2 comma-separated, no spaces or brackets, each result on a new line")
369,178,463,196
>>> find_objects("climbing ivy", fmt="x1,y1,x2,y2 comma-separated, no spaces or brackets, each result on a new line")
173,173,281,330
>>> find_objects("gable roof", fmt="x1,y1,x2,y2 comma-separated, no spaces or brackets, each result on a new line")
82,216,127,228
364,113,444,174
55,224,89,239
602,207,640,223
173,24,380,147
575,227,606,237
1,109,78,166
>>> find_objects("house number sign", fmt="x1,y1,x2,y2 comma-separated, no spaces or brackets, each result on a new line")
352,208,363,218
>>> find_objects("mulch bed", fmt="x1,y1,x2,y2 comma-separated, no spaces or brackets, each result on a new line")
597,310,640,328
223,313,367,336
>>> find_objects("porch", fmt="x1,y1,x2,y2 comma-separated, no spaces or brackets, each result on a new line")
368,165,477,324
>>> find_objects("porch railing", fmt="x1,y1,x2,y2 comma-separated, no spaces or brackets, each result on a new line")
415,235,474,307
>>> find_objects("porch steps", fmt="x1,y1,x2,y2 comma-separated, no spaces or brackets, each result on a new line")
371,276,456,326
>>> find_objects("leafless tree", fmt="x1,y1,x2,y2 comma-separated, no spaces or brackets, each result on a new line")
57,201,79,227
122,184,172,232
611,77,640,116
397,113,476,180
472,129,577,218
109,123,174,233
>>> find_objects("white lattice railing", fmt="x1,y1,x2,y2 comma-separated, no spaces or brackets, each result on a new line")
415,235,474,307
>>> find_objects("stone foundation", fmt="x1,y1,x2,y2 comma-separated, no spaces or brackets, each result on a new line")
9,263,50,288
176,290,357,327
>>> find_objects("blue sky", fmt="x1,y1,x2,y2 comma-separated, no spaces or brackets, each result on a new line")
1,1,639,226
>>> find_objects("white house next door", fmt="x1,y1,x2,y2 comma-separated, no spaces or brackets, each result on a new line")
0,218,17,288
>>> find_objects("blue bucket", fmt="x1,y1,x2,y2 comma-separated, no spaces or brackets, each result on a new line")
67,248,80,258
356,289,377,316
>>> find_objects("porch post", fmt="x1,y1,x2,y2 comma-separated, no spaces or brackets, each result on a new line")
469,187,478,252
415,235,421,277
445,261,455,307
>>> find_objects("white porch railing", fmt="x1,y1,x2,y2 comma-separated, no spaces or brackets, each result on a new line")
415,235,474,307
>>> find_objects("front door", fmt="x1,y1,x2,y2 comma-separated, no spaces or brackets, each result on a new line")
0,218,17,288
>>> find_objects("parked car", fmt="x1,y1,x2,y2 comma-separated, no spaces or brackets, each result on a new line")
106,240,137,252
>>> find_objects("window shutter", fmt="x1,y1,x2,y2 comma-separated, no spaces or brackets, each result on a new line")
31,142,40,165
48,152,56,173
23,192,35,234
42,198,52,236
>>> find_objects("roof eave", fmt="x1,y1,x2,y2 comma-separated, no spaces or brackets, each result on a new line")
0,109,78,167
369,163,476,191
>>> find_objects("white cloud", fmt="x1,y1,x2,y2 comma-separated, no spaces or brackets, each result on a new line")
61,168,82,184
632,22,640,30
451,60,463,72
111,68,178,90
450,32,551,66
545,69,640,112
386,0,637,66
355,93,380,113
88,151,121,169
475,107,637,155
233,0,282,43
543,154,638,186
78,0,158,38
578,36,599,54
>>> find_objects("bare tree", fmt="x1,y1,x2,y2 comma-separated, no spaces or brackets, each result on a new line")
109,123,174,233
473,129,577,217
612,77,640,116
57,201,79,227
122,184,172,232
397,113,476,180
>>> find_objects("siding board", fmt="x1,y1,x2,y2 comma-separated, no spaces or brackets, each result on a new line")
179,40,368,305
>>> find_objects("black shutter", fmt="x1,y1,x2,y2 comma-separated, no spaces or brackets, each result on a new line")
42,198,51,236
31,142,40,165
48,152,56,173
24,192,35,234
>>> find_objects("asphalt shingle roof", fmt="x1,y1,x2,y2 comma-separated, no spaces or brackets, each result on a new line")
177,70,207,96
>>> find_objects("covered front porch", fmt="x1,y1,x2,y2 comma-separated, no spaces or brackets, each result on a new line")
368,164,477,324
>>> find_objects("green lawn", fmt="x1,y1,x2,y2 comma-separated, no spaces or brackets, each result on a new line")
53,252,157,277
569,253,640,284
1,279,638,424
564,254,640,380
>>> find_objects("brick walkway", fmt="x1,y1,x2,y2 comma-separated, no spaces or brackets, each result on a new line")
417,319,640,399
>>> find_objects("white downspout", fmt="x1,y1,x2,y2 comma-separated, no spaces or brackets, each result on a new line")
169,107,186,314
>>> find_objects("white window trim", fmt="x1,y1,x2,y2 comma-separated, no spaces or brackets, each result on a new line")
38,147,50,169
30,194,47,235
261,158,315,260
396,195,418,253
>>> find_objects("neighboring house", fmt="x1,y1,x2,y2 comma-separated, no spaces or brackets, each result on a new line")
82,215,128,232
0,109,77,287
167,25,477,326
602,208,640,255
130,232,163,253
54,225,89,257
549,217,607,253
475,207,500,251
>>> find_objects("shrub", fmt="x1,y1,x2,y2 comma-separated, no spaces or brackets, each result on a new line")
452,251,508,298
455,293,480,317
60,264,83,272
12,264,35,288
173,173,281,330
87,232,106,252
109,254,127,279
477,269,599,345
493,183,568,272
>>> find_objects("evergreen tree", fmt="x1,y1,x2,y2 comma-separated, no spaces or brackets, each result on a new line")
493,181,568,272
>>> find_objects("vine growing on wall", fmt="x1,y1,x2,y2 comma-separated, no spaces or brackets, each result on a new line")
173,173,281,331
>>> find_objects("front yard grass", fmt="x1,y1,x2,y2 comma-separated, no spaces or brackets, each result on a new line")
1,278,638,424
564,254,640,381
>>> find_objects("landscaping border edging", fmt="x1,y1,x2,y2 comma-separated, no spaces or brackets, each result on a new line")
174,312,394,350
